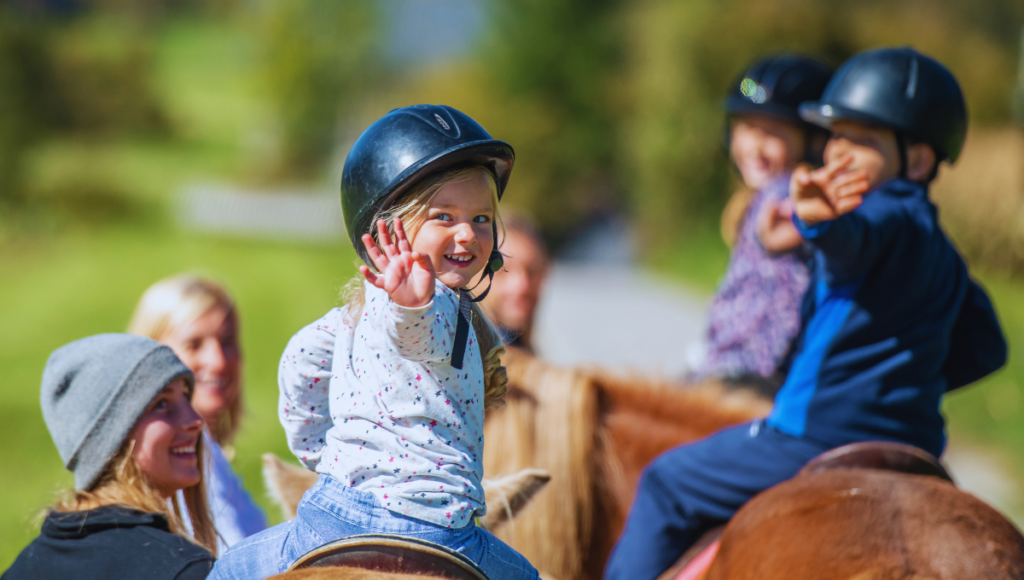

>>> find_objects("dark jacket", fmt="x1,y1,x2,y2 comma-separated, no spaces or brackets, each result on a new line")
3,505,214,580
767,178,1006,458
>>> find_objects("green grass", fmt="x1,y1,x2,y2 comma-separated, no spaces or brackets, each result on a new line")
0,223,359,568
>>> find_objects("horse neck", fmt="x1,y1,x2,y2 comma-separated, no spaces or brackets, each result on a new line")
588,375,772,577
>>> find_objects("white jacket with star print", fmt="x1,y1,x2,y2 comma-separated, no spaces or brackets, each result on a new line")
278,280,487,528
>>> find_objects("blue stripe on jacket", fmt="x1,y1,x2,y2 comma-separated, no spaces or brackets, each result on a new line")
770,277,860,437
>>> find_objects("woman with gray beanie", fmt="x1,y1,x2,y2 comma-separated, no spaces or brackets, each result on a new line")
4,334,217,580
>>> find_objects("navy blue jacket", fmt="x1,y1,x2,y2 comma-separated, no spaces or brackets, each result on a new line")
767,178,1006,457
3,506,214,580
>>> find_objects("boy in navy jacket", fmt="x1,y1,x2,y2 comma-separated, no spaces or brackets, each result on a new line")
605,47,1007,580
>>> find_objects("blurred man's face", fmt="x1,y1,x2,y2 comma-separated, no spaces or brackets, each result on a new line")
485,230,549,335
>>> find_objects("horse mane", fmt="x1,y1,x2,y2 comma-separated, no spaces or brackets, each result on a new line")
483,349,772,580
483,348,599,580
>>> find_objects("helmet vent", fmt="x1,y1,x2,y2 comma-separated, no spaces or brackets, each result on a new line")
905,55,919,99
434,113,451,130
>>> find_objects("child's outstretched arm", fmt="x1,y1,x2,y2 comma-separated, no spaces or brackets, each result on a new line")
790,156,898,284
278,309,342,469
943,279,1008,391
361,218,457,363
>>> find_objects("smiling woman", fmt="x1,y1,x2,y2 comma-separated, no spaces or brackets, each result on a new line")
4,334,216,580
129,275,267,551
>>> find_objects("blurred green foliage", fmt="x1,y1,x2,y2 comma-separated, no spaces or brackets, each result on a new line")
477,0,1024,245
2,0,1022,246
1015,27,1024,125
256,0,382,177
480,0,625,247
0,4,168,222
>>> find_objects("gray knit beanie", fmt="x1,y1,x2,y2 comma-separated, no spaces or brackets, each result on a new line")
40,333,195,490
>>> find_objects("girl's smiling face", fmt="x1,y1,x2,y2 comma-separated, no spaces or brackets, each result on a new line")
410,171,496,289
730,115,806,190
130,377,204,498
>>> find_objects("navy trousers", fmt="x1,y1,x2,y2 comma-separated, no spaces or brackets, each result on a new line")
604,420,832,580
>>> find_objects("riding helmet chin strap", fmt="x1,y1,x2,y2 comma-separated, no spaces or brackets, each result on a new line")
895,131,908,179
450,223,504,369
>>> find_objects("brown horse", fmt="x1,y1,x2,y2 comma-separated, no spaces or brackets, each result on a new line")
485,350,1024,580
482,348,771,580
705,469,1024,580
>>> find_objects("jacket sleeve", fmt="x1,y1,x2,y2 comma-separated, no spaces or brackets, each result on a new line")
942,279,1008,391
793,191,903,286
278,309,343,469
377,284,458,364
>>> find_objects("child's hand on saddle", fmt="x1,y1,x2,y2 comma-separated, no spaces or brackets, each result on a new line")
791,155,871,226
360,218,436,308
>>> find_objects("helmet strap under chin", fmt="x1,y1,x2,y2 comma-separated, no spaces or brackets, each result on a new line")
895,131,908,179
450,222,503,369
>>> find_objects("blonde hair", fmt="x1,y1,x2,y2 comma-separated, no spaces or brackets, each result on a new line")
720,186,756,248
343,165,508,409
128,275,243,447
53,434,218,555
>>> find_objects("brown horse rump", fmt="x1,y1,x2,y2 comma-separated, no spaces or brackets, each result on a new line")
706,469,1024,580
658,442,961,580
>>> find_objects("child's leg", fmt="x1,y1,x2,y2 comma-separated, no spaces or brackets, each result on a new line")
206,519,300,580
603,421,830,580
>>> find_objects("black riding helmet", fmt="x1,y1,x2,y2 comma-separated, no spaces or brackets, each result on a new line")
725,54,833,164
340,104,514,369
799,47,967,167
341,104,515,269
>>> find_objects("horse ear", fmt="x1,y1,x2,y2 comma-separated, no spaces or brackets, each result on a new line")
479,468,552,530
262,454,318,521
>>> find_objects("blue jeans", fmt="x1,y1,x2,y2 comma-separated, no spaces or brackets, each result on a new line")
604,421,832,580
208,474,539,580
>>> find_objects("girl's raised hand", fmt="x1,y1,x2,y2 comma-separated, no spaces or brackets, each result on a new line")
360,218,436,308
791,155,870,225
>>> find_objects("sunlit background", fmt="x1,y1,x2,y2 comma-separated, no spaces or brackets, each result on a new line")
2,0,1024,567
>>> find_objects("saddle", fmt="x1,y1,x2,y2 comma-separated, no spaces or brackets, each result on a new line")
288,534,490,579
797,440,954,483
657,441,953,580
